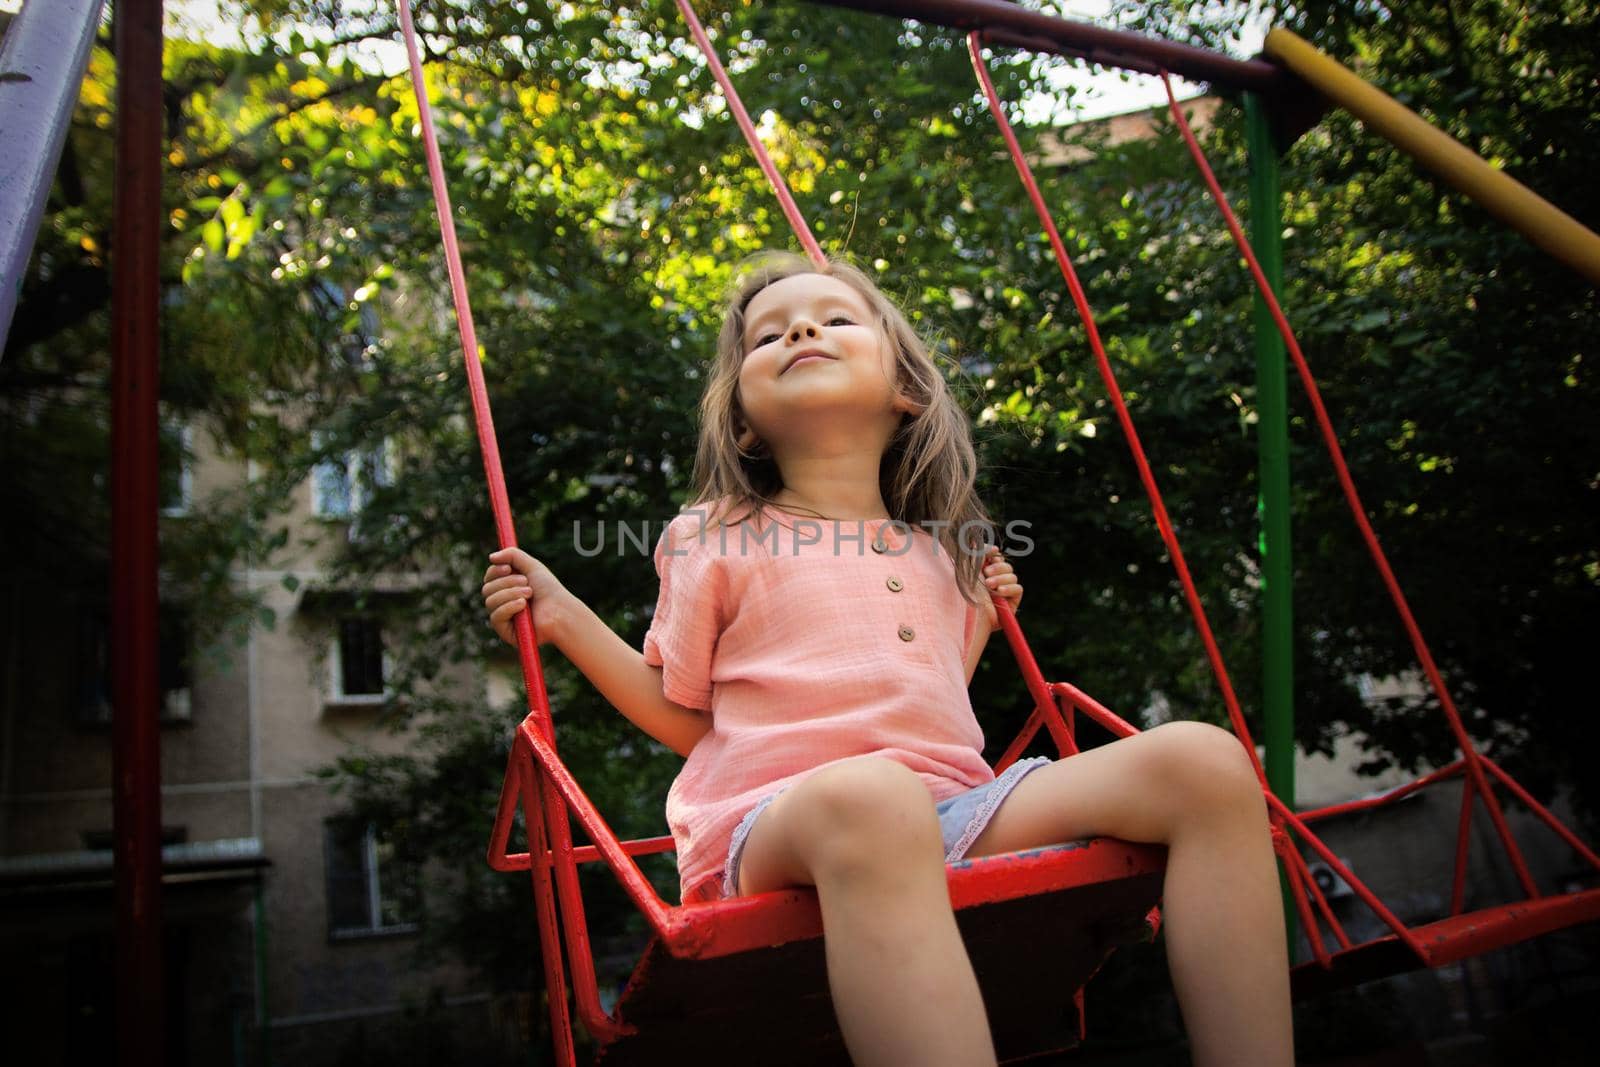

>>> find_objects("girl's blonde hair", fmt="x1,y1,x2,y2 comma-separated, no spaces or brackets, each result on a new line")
688,251,996,606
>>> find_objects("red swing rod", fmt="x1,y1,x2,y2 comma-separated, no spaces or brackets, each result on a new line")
395,1,593,1054
964,34,1267,784
963,35,1442,963
1157,72,1600,897
673,0,825,266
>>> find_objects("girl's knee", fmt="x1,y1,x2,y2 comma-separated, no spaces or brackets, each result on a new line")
1147,721,1262,814
786,757,941,874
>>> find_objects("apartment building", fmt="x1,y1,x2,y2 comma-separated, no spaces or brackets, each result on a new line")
0,418,517,1064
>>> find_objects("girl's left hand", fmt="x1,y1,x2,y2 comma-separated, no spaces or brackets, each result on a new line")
983,544,1022,628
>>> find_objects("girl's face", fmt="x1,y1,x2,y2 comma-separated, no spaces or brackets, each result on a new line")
734,272,913,452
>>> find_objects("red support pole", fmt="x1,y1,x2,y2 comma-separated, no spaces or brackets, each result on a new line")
111,1,165,1063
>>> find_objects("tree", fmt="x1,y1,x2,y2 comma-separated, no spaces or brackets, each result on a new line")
14,0,1594,1055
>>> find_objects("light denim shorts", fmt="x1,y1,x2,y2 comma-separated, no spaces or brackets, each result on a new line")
719,755,1055,899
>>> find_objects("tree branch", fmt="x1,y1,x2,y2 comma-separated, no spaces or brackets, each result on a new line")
181,79,375,174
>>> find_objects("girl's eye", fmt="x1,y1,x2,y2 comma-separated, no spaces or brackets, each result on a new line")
753,333,780,348
826,316,855,327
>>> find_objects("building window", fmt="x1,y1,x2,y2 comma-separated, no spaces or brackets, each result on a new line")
324,820,418,939
311,435,393,519
158,608,194,722
159,422,193,517
329,615,387,704
78,605,194,725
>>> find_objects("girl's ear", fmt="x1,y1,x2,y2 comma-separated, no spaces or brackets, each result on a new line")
731,408,752,446
892,392,928,418
734,419,765,453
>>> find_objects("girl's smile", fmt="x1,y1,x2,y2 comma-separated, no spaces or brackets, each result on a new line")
736,274,909,437
783,349,836,373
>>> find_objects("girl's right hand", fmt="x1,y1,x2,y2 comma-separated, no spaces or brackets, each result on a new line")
482,547,571,648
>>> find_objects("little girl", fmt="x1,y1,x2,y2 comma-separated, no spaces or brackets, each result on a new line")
480,252,1293,1067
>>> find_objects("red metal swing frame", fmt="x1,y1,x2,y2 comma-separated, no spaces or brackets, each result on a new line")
390,0,1600,1060
958,21,1600,1002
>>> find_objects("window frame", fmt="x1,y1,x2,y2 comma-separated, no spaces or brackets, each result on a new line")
323,820,419,941
310,434,395,520
76,601,196,727
325,614,391,708
159,422,194,517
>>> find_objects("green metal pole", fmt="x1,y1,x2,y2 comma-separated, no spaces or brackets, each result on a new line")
1245,92,1297,959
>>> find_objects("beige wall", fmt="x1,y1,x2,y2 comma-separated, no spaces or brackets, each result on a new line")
1,418,489,1064
259,781,478,1026
0,581,252,851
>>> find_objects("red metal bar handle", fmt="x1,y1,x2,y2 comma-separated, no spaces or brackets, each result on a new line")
393,0,554,728
515,722,677,932
1280,850,1331,968
1296,759,1466,824
515,756,583,1056
1481,757,1600,871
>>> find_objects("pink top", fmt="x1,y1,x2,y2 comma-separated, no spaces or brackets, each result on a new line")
641,499,994,904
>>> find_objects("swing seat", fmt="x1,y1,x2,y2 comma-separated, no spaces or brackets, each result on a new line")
598,839,1166,1065
1290,888,1600,1000
488,684,1167,1065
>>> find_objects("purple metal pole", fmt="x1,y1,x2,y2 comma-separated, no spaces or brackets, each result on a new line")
0,0,107,352
111,1,164,1063
805,0,1284,92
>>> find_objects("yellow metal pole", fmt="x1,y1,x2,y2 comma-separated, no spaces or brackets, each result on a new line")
1264,27,1600,286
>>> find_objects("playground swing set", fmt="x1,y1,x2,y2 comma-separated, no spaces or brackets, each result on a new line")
10,0,1595,1062
400,3,1600,1062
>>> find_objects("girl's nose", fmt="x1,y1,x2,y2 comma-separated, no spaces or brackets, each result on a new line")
788,320,819,343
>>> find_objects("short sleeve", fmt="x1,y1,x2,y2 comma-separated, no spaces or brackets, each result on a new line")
641,511,727,711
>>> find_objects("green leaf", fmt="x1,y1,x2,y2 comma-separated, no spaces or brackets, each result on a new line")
231,215,258,246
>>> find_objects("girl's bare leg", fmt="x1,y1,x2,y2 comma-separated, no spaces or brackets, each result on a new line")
964,721,1293,1067
735,756,998,1067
